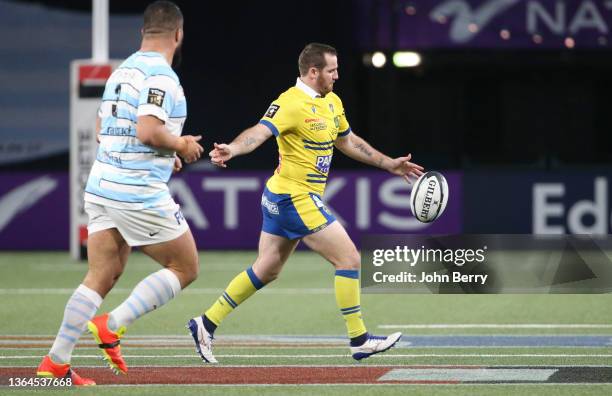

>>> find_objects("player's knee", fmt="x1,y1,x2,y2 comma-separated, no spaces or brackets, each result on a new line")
110,270,123,287
350,248,361,267
182,259,200,285
174,269,197,289
260,268,280,284
252,261,280,283
253,253,285,284
166,256,199,288
82,270,115,298
191,262,200,283
334,248,360,270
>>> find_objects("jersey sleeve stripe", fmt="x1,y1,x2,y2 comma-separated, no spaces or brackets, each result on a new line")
338,127,351,137
137,104,169,123
259,119,280,136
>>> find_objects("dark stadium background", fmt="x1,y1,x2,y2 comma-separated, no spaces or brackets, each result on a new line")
7,0,612,172
2,0,612,246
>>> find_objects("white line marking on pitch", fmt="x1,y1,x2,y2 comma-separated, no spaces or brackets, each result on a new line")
25,383,611,388
379,368,558,382
3,346,608,351
379,324,612,329
2,354,612,359
0,288,333,295
0,333,608,339
2,364,612,368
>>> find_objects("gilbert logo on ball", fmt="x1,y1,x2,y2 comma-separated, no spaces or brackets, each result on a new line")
410,171,449,223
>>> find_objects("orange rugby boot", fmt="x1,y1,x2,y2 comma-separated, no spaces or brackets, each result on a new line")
36,355,95,386
87,313,127,374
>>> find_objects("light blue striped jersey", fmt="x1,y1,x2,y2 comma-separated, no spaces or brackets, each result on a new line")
84,51,187,211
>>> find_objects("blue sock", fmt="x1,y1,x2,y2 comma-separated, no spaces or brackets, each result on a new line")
203,314,217,335
350,332,369,347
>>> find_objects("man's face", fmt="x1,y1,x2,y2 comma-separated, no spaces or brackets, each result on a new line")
315,53,339,96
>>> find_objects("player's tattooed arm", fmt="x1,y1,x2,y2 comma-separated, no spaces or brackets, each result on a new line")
210,123,273,167
336,131,424,180
353,142,373,157
230,123,273,156
239,137,258,148
335,130,390,170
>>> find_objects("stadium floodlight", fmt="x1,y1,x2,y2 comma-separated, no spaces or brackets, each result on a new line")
371,52,386,68
392,51,421,68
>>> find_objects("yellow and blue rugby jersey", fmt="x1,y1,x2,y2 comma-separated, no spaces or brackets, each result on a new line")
259,80,350,196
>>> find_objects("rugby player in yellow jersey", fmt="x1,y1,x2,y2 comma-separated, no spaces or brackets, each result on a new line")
187,43,424,362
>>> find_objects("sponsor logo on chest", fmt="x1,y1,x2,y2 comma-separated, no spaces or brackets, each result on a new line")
304,117,327,132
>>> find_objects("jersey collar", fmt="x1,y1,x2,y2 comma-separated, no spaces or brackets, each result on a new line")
295,77,321,99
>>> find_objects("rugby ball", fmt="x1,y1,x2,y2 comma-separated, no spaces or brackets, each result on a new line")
410,171,449,223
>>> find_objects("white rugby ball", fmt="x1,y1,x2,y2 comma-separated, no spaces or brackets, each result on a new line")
410,171,449,223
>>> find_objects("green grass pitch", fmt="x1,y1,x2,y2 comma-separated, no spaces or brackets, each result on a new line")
0,251,610,395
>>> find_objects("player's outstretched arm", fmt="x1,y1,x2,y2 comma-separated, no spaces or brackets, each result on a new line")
209,123,273,168
136,115,203,163
335,131,425,183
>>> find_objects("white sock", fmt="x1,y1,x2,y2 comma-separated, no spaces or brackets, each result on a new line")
49,284,103,364
108,268,181,331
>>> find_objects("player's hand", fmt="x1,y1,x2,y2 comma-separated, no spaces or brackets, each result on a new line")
387,153,424,184
177,135,204,163
172,156,182,173
209,142,233,168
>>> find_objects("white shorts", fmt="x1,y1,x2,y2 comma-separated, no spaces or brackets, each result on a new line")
85,201,190,247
